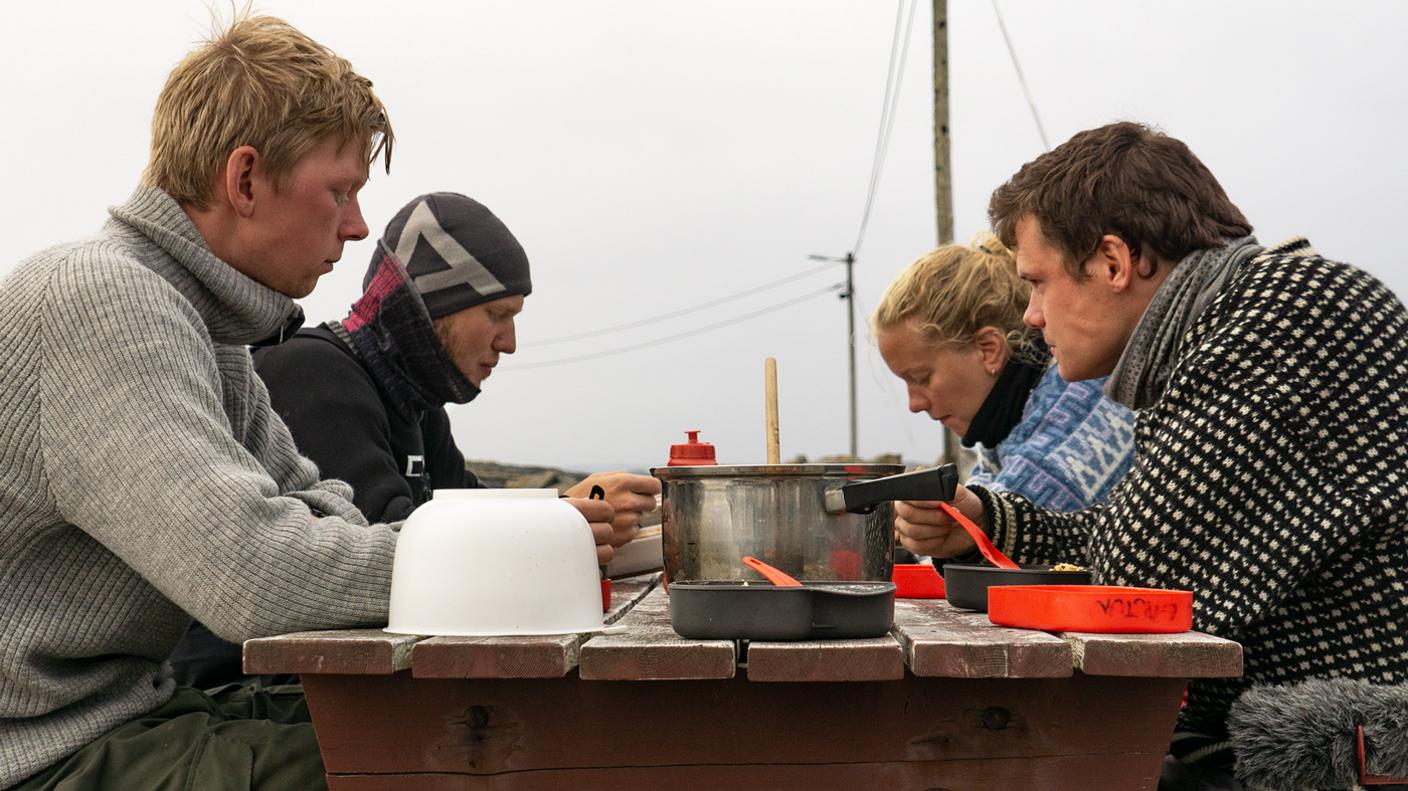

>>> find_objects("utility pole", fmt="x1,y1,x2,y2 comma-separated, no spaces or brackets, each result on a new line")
809,252,860,460
933,0,961,469
934,0,953,246
843,251,857,459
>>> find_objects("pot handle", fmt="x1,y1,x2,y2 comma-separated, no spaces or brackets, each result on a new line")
823,465,958,514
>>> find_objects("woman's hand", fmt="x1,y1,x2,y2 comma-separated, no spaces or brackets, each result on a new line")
893,483,987,558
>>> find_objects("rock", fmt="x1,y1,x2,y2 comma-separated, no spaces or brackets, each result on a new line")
810,453,904,465
464,459,588,490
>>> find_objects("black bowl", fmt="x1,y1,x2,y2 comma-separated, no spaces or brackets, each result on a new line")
942,563,1092,612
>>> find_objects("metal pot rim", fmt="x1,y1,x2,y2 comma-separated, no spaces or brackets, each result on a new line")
651,463,906,479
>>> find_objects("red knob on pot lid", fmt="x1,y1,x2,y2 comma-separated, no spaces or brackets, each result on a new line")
668,430,717,466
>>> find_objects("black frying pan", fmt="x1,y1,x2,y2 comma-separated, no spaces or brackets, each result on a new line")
667,580,895,640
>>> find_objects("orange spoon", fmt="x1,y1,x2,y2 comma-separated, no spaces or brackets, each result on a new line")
937,501,1020,570
742,555,803,587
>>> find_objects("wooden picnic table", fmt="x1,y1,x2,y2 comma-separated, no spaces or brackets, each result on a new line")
245,574,1242,790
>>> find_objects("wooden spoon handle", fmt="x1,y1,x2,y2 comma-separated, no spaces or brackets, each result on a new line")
764,358,780,465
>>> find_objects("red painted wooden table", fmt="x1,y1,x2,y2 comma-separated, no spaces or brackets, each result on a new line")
244,574,1242,790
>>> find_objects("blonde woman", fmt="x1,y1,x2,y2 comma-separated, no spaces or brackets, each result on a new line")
871,233,1134,513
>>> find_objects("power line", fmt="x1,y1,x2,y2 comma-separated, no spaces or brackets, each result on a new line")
507,283,844,370
854,0,921,257
991,0,1050,151
523,259,839,347
510,1,921,372
827,0,920,458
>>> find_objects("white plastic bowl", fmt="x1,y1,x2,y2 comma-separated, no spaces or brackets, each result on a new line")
385,488,605,636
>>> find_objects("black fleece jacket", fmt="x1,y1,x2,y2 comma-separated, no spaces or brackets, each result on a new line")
253,326,478,523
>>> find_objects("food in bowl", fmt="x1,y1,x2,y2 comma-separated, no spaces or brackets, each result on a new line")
942,563,1094,612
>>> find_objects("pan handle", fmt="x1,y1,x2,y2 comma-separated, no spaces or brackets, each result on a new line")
823,465,958,514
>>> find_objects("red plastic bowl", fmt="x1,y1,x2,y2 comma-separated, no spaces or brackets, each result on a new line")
987,585,1193,633
892,564,947,599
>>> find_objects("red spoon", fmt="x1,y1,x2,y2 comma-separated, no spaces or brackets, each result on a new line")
937,501,1020,570
742,555,803,587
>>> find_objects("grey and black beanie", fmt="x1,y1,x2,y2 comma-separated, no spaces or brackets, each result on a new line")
366,192,532,319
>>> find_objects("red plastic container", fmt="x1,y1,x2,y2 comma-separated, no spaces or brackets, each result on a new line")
892,563,947,598
661,430,718,593
668,430,717,466
987,585,1193,633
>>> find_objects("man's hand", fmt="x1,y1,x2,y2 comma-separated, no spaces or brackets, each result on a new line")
563,496,617,565
893,483,987,558
565,471,662,548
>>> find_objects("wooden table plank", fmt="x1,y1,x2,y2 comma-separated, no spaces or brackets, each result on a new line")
893,599,1072,678
1063,630,1244,678
243,629,424,675
603,573,661,624
578,585,736,680
324,754,1165,791
746,637,905,682
302,671,1186,789
410,574,663,679
411,633,580,679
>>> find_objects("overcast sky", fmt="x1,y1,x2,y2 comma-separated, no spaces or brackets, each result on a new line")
4,1,1406,472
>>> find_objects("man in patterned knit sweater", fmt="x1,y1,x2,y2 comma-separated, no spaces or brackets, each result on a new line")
895,122,1408,786
0,15,616,790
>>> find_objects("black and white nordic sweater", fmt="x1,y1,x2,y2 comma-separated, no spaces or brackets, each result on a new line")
975,238,1408,742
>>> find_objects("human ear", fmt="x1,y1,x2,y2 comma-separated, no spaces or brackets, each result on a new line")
1096,234,1137,292
973,326,1008,375
223,146,261,218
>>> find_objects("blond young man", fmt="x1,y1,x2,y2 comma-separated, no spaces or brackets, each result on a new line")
0,16,612,789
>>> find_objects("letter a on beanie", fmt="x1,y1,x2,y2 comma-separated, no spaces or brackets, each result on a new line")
365,192,532,320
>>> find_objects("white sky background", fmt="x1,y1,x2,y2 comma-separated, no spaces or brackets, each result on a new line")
3,1,1406,472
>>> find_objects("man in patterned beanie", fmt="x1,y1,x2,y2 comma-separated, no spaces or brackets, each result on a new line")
169,192,661,689
894,121,1408,789
260,191,536,521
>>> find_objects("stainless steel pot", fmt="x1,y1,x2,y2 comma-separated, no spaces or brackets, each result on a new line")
654,464,956,583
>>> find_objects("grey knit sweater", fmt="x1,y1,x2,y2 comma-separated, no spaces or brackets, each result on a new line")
0,187,399,786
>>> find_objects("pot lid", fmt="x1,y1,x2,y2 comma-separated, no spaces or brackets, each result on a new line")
652,463,905,479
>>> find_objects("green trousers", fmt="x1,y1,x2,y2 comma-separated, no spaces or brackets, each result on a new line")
14,682,326,791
